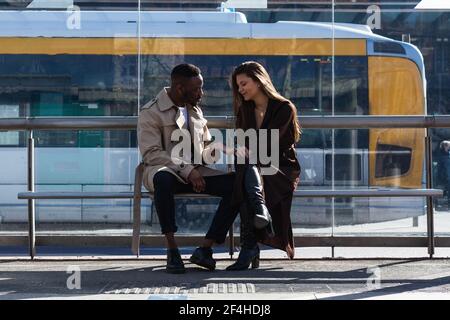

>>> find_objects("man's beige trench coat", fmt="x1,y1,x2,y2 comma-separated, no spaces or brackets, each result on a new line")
137,88,225,192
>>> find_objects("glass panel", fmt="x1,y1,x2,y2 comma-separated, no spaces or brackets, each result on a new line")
0,140,27,229
138,2,334,242
82,185,132,224
4,1,447,255
35,185,81,223
0,104,20,145
35,145,138,184
433,132,450,235
331,1,436,241
0,1,139,237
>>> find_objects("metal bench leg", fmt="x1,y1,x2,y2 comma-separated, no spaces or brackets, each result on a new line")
132,163,144,257
28,131,36,260
228,225,234,259
226,164,234,259
426,196,435,258
425,132,435,258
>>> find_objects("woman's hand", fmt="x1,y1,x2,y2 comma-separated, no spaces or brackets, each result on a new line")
222,145,235,155
292,176,300,191
235,145,250,159
209,142,234,155
210,143,251,160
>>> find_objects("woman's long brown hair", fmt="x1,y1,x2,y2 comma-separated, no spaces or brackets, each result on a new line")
231,61,301,142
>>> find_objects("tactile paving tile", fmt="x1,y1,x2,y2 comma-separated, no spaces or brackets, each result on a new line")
101,282,255,294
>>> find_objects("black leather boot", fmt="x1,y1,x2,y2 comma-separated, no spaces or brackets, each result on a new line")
166,248,186,274
226,203,260,271
244,165,274,234
226,246,260,271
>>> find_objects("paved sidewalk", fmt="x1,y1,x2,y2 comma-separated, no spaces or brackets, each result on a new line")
1,257,450,300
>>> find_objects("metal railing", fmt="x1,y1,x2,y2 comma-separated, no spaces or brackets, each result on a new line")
2,114,450,130
2,115,449,258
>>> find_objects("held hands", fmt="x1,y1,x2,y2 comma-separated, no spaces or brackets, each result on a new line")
187,168,206,193
209,142,251,159
209,142,234,156
235,145,250,159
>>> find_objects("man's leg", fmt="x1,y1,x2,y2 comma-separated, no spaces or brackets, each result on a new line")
202,173,238,245
153,171,190,273
189,173,237,271
157,173,237,245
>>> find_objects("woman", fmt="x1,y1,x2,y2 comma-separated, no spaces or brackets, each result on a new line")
227,61,301,271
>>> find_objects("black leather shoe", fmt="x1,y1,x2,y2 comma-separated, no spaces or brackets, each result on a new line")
189,247,216,271
166,248,186,274
226,246,260,271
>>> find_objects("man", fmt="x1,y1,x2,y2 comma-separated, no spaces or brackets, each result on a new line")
137,63,237,273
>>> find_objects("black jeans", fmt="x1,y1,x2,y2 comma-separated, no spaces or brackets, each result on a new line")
153,171,237,244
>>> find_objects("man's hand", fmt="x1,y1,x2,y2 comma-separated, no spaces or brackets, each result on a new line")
187,168,206,193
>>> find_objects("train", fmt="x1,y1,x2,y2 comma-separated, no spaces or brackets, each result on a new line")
0,10,427,228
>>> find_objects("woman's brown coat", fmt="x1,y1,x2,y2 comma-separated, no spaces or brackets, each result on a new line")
231,98,301,259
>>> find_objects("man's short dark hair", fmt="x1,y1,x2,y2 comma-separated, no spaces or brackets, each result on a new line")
171,64,201,81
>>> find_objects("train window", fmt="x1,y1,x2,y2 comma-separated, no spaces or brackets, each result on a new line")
0,54,367,148
330,129,369,149
294,56,368,116
298,129,327,149
375,144,412,178
140,55,369,118
35,130,77,147
373,41,406,55
325,153,362,181
31,92,64,116
141,55,236,117
0,104,20,146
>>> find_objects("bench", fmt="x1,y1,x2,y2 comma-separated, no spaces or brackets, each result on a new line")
18,162,443,258
17,191,220,251
17,163,230,257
